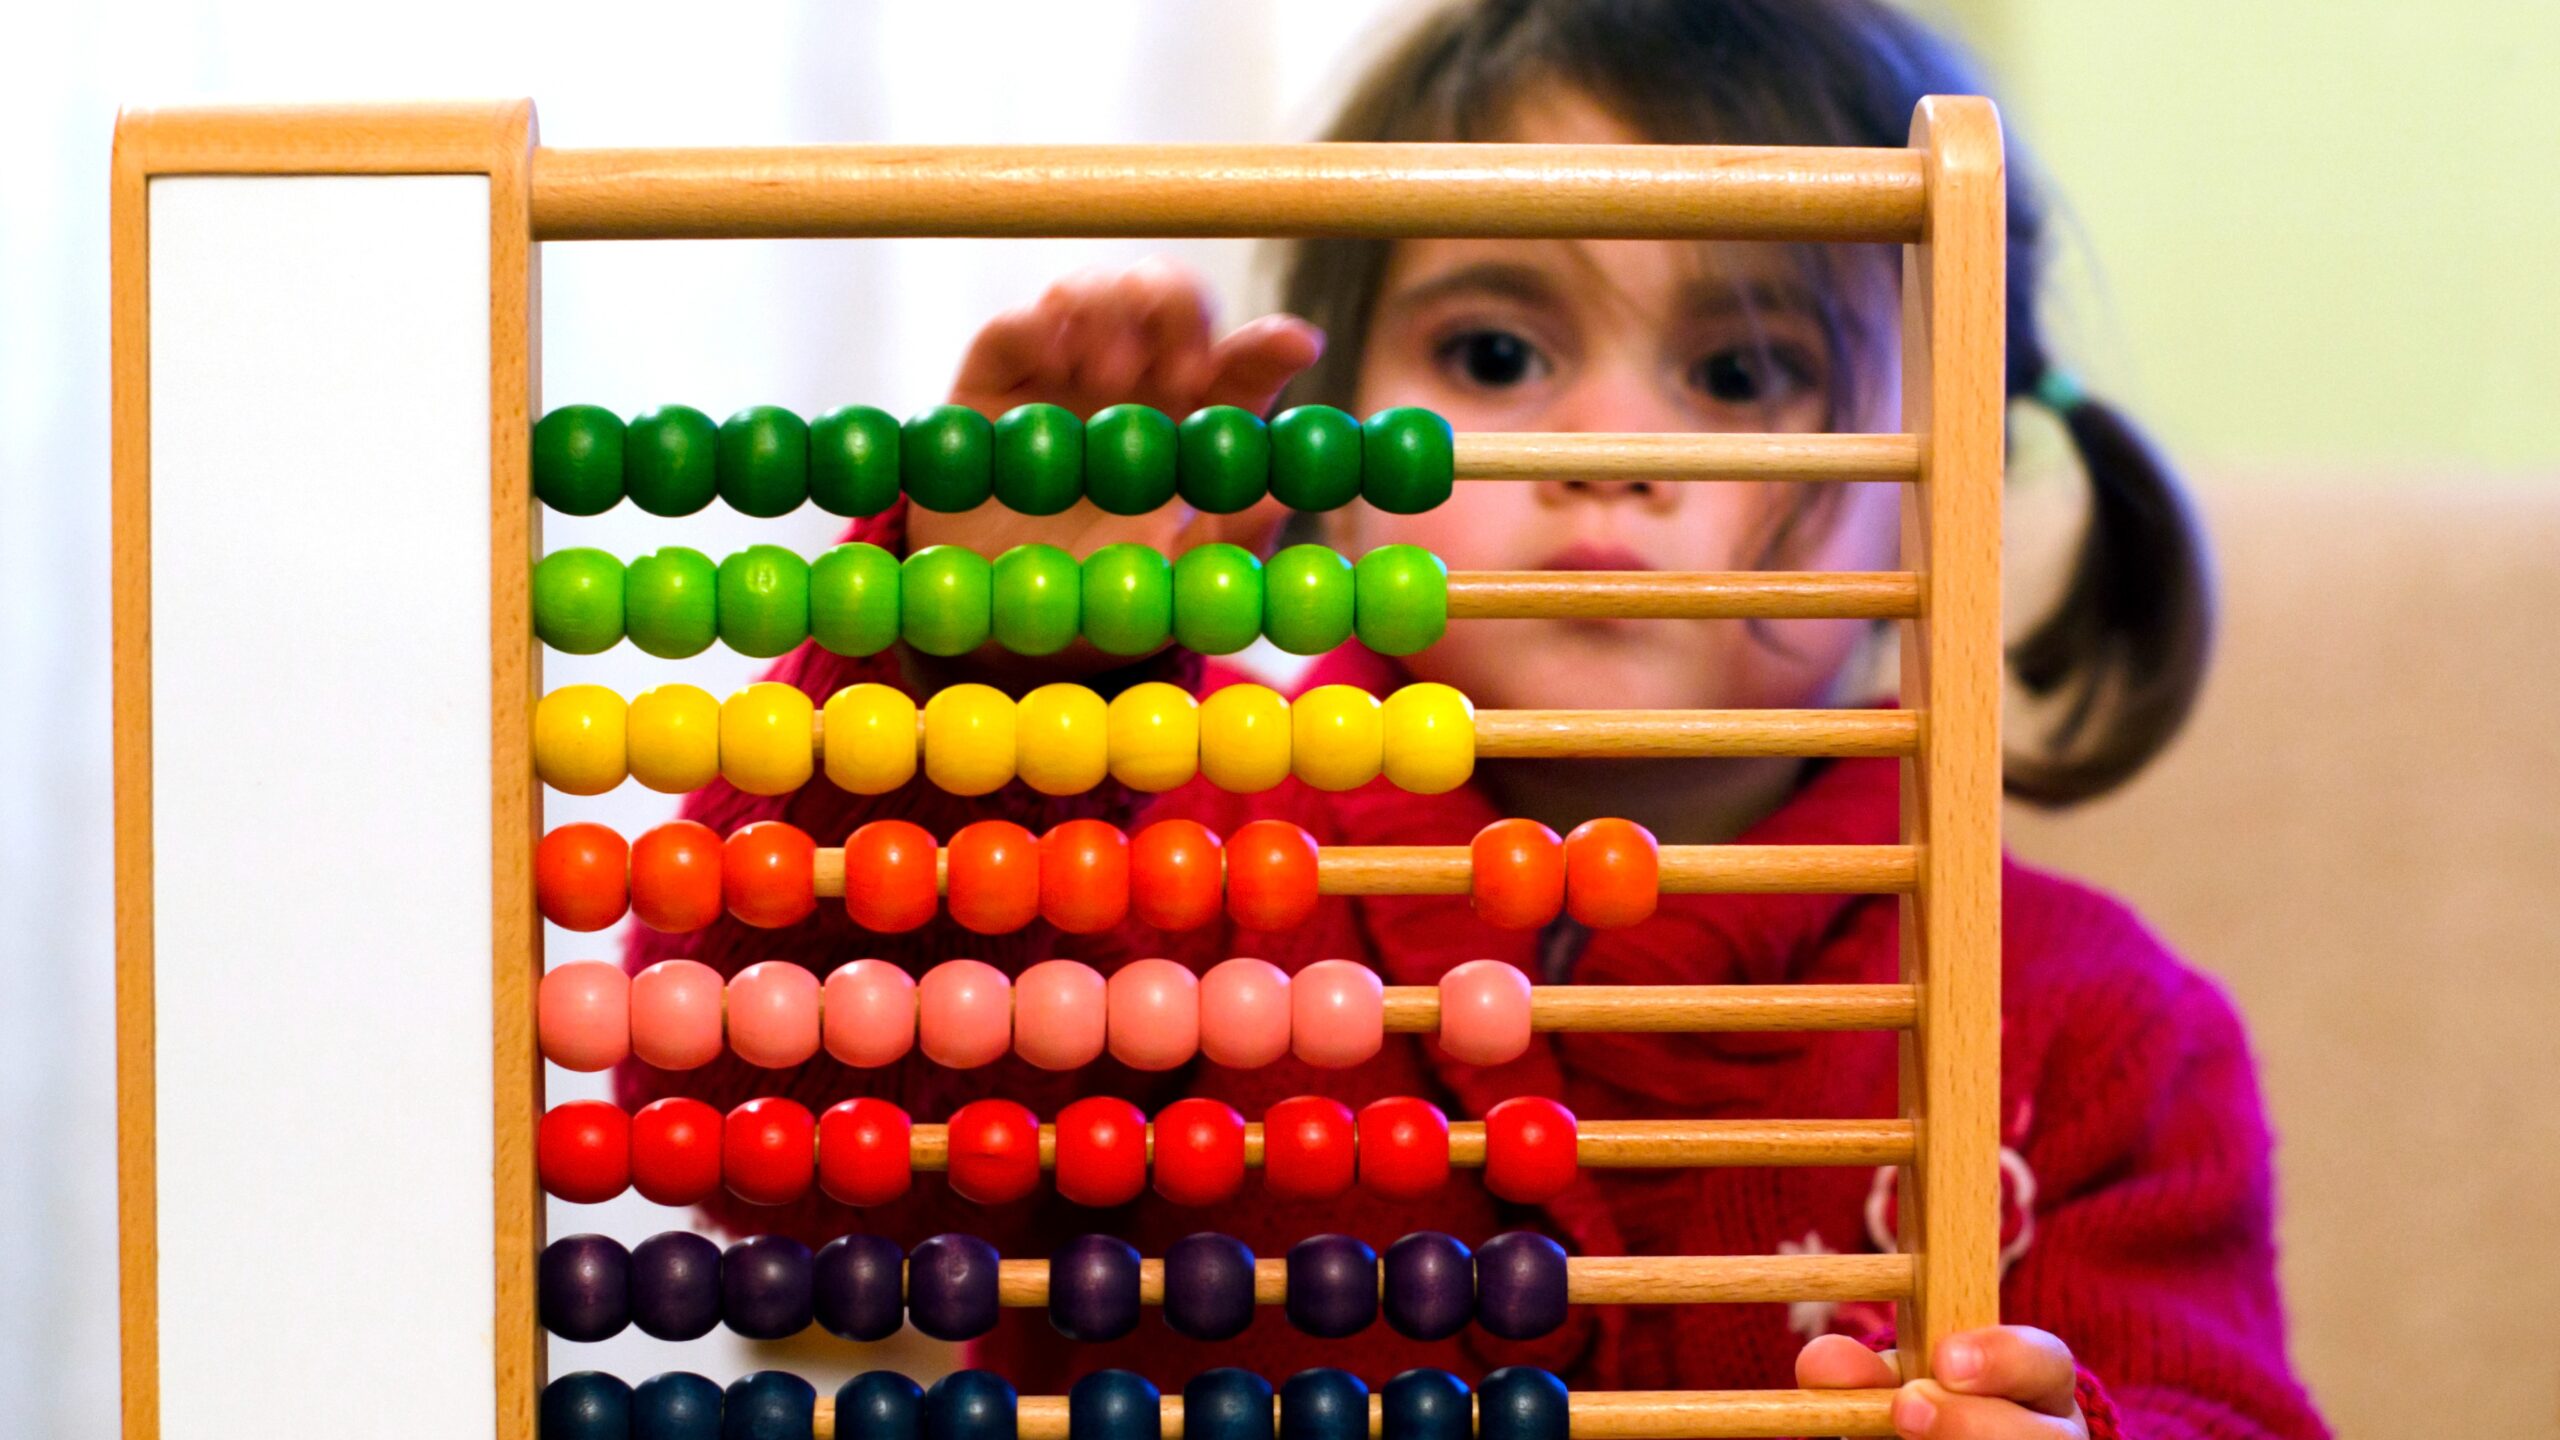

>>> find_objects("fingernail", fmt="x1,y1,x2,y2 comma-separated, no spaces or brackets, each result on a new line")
1892,1387,1937,1438
1940,1338,1981,1384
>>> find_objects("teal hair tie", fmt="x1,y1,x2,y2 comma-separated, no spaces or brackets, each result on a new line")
2034,366,2088,415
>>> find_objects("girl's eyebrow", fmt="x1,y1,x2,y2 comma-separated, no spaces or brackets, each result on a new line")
1376,261,1561,318
1685,275,1826,320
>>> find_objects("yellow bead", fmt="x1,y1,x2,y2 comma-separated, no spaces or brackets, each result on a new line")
1106,681,1200,793
923,683,1017,796
1016,683,1109,796
626,683,719,793
822,683,919,794
1199,683,1291,792
534,684,629,796
721,681,816,797
1292,683,1383,792
1381,683,1476,795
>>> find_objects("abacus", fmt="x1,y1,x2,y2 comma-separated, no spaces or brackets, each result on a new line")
111,101,2002,1440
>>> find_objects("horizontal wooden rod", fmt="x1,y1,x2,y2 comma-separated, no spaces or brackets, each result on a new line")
1469,709,1917,760
809,1390,1900,1440
976,1252,1909,1307
529,143,1926,243
1383,982,1917,1033
1453,432,1915,483
1445,572,1918,621
809,844,1916,898
892,1118,1913,1172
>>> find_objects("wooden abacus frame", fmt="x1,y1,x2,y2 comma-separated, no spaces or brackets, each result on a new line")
111,100,2000,1440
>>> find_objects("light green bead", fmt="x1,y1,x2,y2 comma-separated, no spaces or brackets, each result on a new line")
1172,543,1264,655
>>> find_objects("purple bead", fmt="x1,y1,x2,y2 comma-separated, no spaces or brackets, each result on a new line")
1049,1234,1141,1342
909,1233,1001,1341
631,1230,722,1341
1163,1232,1256,1341
1381,1232,1473,1341
1284,1234,1377,1338
540,1233,630,1342
814,1233,907,1342
723,1234,815,1340
1474,1232,1567,1340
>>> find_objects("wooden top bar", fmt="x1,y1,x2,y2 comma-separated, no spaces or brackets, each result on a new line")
529,143,1927,242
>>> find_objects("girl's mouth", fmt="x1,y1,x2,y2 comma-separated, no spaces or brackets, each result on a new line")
1539,540,1655,573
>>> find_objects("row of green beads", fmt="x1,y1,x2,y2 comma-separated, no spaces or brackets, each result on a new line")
531,541,1448,660
533,402,1454,518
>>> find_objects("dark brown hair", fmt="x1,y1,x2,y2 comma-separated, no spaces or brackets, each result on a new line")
1274,0,2213,805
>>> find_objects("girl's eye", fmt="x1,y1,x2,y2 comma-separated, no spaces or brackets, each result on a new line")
1435,328,1547,388
1691,344,1818,406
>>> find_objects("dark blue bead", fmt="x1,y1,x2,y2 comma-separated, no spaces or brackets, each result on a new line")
541,1234,631,1343
1380,1370,1468,1440
1476,1368,1567,1440
1181,1368,1274,1440
541,1371,631,1440
814,1234,906,1342
910,1233,1002,1341
1050,1235,1143,1341
1163,1233,1256,1341
1068,1370,1161,1440
631,1232,722,1342
1474,1233,1568,1340
1381,1233,1472,1341
723,1235,815,1340
925,1370,1019,1440
1278,1369,1367,1440
723,1371,817,1440
633,1372,723,1440
838,1372,925,1440
1284,1235,1377,1338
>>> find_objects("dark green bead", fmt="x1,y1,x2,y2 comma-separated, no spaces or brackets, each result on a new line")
1082,543,1173,656
718,406,810,517
1084,404,1177,516
993,404,1084,517
533,405,624,516
810,542,902,656
810,405,902,517
1269,405,1362,511
533,547,625,654
1361,406,1455,514
1353,544,1449,656
624,546,720,659
718,544,811,658
1172,543,1264,655
992,544,1082,656
901,545,993,657
1263,544,1354,656
625,404,720,517
903,405,994,513
1177,407,1269,515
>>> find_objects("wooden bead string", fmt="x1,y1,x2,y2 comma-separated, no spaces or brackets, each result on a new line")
798,1388,1902,1440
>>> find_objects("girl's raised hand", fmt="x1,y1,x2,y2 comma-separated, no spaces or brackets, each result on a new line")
1796,1328,2092,1439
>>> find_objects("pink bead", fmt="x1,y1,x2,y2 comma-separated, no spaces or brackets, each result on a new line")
726,961,821,1069
1197,957,1292,1070
629,959,724,1071
823,959,916,1068
1292,959,1384,1069
919,959,1013,1069
1107,958,1200,1071
538,960,630,1072
1437,959,1534,1065
1013,960,1108,1071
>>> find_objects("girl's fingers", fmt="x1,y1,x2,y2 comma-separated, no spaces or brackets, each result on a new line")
951,302,1067,411
1200,314,1326,414
1934,1328,2080,1418
1889,1380,2086,1440
1128,258,1219,407
1794,1333,1901,1391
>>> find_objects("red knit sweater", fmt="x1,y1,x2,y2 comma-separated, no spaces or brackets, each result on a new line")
616,514,2330,1440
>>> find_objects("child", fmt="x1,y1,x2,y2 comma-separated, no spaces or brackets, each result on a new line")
620,3,2326,1436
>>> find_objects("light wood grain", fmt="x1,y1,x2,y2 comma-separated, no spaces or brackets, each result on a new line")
890,1117,1910,1172
1393,982,1917,1033
1455,431,1915,482
804,843,1915,897
806,1391,1899,1440
1446,571,1918,620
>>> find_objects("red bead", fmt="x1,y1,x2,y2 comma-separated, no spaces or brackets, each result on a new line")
947,820,1041,935
1262,1095,1356,1200
1039,819,1129,935
1563,817,1660,928
817,1097,913,1207
1130,820,1223,932
537,1099,630,1203
535,823,628,932
845,820,939,933
1225,819,1319,932
629,1096,723,1205
1054,1095,1149,1208
1470,818,1565,931
630,820,724,933
1356,1096,1450,1199
722,821,817,928
1152,1098,1247,1207
723,1097,816,1207
1483,1095,1579,1203
945,1098,1041,1205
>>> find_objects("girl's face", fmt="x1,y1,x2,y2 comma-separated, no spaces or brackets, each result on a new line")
1345,93,1904,715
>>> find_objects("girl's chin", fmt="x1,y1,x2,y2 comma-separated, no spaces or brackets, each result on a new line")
1442,642,1743,713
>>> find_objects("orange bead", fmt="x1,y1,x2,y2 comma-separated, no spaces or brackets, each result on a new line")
630,820,724,933
1225,819,1319,932
536,823,629,932
1469,818,1565,931
947,819,1041,935
1039,819,1129,936
1563,817,1660,928
722,821,817,929
1130,820,1223,932
845,820,939,933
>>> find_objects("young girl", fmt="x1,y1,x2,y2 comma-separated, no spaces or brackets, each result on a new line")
620,3,2326,1436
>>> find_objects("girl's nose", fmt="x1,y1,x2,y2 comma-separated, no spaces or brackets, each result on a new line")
1533,373,1689,512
